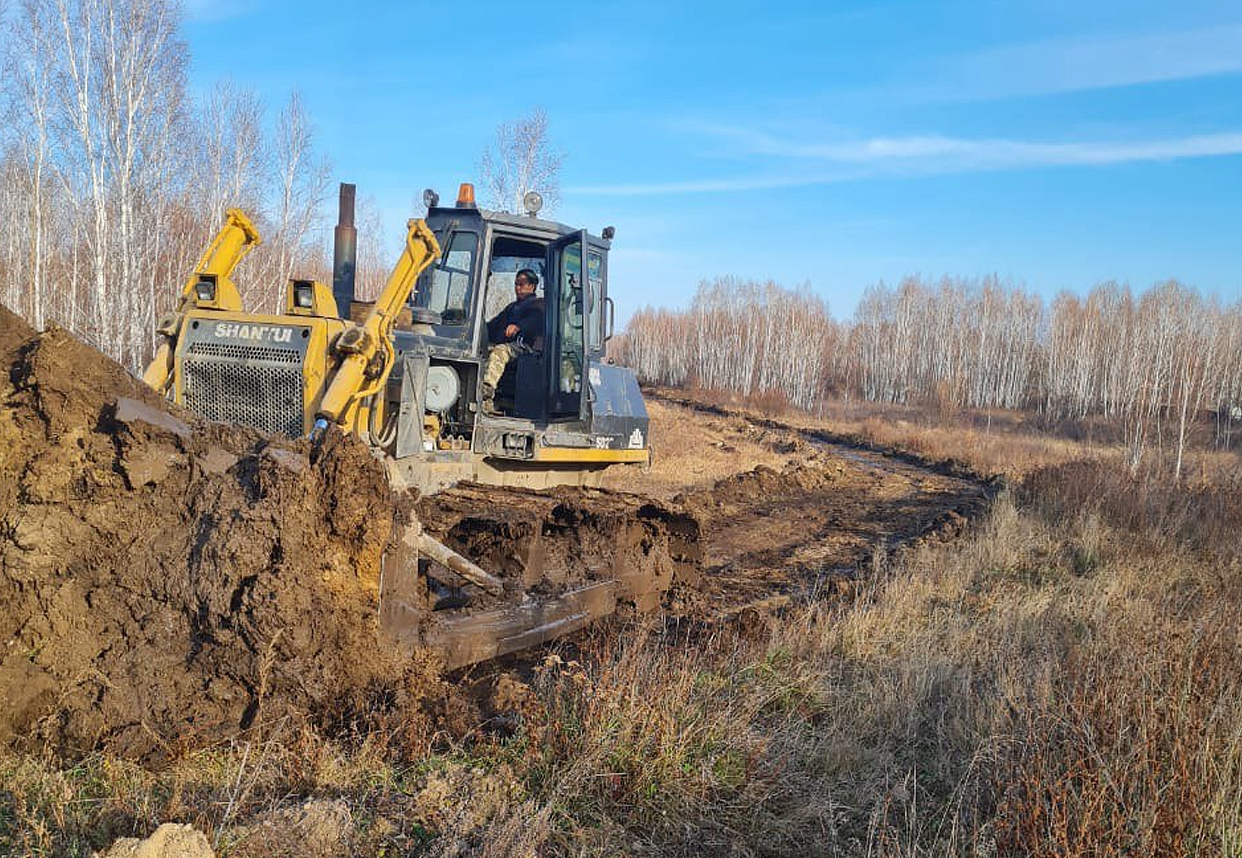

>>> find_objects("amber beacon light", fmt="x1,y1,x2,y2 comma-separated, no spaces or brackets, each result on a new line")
456,182,476,208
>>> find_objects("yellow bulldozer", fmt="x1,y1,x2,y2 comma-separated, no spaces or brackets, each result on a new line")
141,183,695,669
144,182,650,495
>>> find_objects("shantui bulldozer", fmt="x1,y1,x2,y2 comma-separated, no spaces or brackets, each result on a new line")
141,182,699,669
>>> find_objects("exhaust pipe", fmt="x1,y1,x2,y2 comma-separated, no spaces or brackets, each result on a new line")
332,182,357,318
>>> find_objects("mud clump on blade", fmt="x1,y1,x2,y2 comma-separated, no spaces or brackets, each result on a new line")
0,304,414,760
417,483,701,604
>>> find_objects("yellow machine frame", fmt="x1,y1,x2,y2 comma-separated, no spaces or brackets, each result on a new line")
145,214,441,440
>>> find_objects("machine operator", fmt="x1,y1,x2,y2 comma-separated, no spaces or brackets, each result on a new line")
481,268,544,414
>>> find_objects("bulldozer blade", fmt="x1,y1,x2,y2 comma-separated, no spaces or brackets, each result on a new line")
378,527,426,650
425,581,618,670
377,524,623,670
378,488,704,671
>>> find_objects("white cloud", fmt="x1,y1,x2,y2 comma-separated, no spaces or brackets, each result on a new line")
726,129,1242,168
568,130,1242,196
567,174,837,196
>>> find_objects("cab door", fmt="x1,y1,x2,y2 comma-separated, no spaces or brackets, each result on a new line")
545,231,589,418
584,241,608,361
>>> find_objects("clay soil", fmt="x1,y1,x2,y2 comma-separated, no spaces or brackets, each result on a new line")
607,395,995,616
416,482,700,605
0,307,994,761
0,306,413,760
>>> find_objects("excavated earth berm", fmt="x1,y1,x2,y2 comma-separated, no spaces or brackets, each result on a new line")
0,304,702,759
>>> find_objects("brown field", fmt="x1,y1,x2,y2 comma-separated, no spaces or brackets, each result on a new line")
4,357,1242,855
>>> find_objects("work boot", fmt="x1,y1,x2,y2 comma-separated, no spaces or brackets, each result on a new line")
480,383,498,415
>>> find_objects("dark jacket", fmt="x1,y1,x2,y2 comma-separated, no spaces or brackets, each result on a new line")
487,294,545,350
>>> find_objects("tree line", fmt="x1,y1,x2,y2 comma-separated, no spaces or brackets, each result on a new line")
0,0,564,377
0,0,339,373
617,276,1242,474
618,278,838,412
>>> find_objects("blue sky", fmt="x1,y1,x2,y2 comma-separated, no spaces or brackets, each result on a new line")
183,0,1242,323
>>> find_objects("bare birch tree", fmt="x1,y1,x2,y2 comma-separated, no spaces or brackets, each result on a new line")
351,192,387,302
17,0,187,369
0,0,334,371
172,80,265,275
247,90,330,311
621,272,1242,466
618,277,836,410
479,107,564,215
1,0,56,330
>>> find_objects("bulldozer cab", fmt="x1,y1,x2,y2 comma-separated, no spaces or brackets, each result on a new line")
390,193,647,491
145,184,649,495
407,212,604,420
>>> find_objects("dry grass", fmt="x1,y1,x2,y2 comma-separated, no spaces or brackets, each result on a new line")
652,384,1106,479
5,407,1242,856
602,398,808,499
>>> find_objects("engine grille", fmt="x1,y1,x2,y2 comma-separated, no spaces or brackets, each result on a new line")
183,341,305,436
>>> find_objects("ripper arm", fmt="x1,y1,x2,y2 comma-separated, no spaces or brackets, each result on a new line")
142,209,262,393
313,218,441,435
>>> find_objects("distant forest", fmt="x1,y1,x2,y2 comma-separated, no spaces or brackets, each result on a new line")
616,276,1242,474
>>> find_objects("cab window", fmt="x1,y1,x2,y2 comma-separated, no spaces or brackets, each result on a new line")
557,242,584,394
484,235,546,324
587,249,604,354
413,230,477,333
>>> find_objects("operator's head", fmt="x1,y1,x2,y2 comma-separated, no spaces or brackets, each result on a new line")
514,268,539,299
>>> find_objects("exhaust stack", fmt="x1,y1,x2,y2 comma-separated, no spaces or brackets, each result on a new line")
332,182,357,318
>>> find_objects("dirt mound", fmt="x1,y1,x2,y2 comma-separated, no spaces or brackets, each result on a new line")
95,823,214,858
0,306,414,760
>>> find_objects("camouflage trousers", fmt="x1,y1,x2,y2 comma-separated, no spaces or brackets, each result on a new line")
482,341,534,391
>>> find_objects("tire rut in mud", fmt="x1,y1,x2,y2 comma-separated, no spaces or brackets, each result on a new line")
648,392,1000,619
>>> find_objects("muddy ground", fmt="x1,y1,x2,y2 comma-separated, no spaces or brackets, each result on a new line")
607,395,995,616
0,306,419,760
0,306,995,761
0,309,694,760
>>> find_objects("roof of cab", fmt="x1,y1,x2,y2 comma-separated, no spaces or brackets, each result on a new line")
426,206,610,248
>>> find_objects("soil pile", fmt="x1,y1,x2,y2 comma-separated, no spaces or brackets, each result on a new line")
0,306,409,759
96,824,214,858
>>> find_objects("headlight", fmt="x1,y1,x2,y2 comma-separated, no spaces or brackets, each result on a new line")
194,277,216,302
293,281,314,309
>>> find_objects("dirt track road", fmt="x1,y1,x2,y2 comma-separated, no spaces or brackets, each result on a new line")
613,392,998,618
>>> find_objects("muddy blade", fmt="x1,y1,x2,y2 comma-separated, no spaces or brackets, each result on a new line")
377,531,425,650
378,485,706,670
425,581,619,670
377,541,649,671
